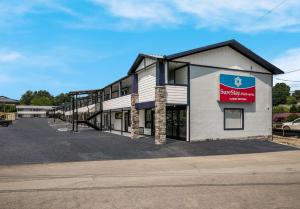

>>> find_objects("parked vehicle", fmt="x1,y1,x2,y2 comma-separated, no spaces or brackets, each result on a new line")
282,118,300,131
0,118,12,127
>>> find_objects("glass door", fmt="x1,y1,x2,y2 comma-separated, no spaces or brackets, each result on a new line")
166,107,187,140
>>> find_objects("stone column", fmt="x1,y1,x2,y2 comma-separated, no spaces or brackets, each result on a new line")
155,86,166,145
131,93,139,139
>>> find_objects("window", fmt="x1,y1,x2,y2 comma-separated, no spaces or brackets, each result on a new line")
224,108,244,130
121,87,129,96
105,94,110,100
111,91,119,99
145,109,152,129
293,119,300,124
115,112,122,119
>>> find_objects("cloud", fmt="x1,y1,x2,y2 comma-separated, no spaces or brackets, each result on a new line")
272,47,300,89
1,0,300,32
173,0,300,32
90,0,178,25
0,0,81,30
0,51,23,62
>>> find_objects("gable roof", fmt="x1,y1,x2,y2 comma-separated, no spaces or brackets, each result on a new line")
166,39,284,75
127,53,163,75
0,96,19,104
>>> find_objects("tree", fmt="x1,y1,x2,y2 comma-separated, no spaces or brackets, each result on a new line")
286,96,297,105
285,114,299,122
292,90,300,100
20,90,54,106
272,83,290,106
54,93,71,106
30,96,53,106
273,105,289,113
20,90,34,105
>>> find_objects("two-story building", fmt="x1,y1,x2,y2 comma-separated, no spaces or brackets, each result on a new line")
61,40,284,144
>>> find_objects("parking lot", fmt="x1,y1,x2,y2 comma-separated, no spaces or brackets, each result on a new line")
0,118,297,165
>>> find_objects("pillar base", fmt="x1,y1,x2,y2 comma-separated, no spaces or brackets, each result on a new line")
155,86,166,145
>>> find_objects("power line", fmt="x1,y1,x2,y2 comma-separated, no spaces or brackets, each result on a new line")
283,69,300,74
258,0,288,20
275,78,300,82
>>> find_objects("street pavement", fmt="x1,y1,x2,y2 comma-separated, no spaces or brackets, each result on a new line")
0,150,299,209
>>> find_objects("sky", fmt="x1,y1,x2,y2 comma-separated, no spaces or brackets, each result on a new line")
0,0,300,99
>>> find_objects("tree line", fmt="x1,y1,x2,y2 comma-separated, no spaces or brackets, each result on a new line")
16,83,300,108
19,90,71,106
273,83,300,113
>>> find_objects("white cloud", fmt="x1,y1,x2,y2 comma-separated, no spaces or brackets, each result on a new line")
272,47,300,89
90,0,179,25
172,0,300,32
1,0,300,32
87,0,300,32
0,51,23,62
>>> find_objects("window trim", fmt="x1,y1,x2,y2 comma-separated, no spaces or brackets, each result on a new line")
224,108,244,130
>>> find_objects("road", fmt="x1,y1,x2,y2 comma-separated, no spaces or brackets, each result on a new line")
0,150,300,209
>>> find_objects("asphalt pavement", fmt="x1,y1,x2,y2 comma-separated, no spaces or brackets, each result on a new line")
0,118,297,165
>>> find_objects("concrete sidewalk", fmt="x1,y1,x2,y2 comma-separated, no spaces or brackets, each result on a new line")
0,150,300,209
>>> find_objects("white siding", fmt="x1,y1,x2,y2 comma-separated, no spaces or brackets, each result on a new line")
136,58,156,72
102,95,131,111
189,66,272,141
174,46,271,74
166,85,187,104
77,104,95,113
138,65,156,103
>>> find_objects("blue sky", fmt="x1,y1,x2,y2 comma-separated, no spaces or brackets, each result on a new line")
1,0,300,99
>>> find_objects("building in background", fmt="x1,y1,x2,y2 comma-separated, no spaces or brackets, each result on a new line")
16,105,56,118
0,96,19,121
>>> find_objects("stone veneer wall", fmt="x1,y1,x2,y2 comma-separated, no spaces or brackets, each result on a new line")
131,93,139,139
155,86,166,145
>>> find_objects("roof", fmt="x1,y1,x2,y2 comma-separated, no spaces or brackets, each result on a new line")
16,105,56,109
128,40,284,75
166,39,284,75
69,89,102,95
0,96,19,104
127,53,163,75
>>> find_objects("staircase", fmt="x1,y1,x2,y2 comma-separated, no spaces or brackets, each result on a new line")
77,120,100,131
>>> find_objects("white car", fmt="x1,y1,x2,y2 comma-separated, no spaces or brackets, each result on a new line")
282,118,300,131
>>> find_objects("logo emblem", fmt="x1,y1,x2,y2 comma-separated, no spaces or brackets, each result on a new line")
234,77,242,87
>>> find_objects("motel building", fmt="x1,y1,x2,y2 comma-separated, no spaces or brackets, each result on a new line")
17,105,56,118
55,40,284,144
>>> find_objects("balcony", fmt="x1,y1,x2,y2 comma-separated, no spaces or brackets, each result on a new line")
102,94,131,111
165,85,187,105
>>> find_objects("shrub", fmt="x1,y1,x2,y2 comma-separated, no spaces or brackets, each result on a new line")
285,114,300,122
273,105,289,113
286,96,297,105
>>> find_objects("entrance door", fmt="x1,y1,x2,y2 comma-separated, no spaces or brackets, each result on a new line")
151,110,155,136
103,114,109,130
124,112,129,132
166,107,187,140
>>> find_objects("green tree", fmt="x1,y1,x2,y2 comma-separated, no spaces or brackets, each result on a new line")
292,90,300,100
54,93,71,106
19,90,34,105
273,105,289,113
272,83,290,106
30,96,53,106
286,96,297,105
285,114,300,122
20,90,55,106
